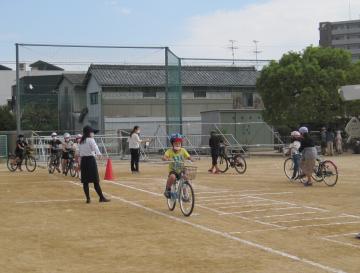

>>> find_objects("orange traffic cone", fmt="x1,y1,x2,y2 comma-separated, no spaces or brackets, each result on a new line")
104,158,114,180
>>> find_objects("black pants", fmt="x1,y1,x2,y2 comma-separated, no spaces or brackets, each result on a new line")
83,182,105,200
130,148,140,172
211,148,220,166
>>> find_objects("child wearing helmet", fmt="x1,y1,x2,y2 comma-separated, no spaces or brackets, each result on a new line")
288,131,301,180
74,134,82,178
61,133,75,175
162,133,192,198
15,134,27,171
49,132,62,173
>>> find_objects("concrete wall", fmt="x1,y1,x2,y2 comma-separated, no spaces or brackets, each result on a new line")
86,77,102,130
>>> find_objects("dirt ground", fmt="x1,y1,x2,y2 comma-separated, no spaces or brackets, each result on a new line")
0,155,359,273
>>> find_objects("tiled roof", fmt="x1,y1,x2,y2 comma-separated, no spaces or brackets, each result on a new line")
87,65,258,87
62,73,86,85
30,60,64,71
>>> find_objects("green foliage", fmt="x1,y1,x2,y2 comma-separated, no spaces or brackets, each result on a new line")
0,105,16,131
257,46,359,129
21,103,58,131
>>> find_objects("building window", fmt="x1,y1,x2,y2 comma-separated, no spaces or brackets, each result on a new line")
143,90,156,98
244,93,254,107
194,91,207,98
90,92,98,105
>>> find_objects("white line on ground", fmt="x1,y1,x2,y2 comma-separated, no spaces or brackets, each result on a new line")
197,204,285,228
15,198,84,204
250,195,329,212
324,233,358,238
197,190,265,199
103,180,162,196
321,237,360,249
269,215,352,224
64,179,347,273
341,213,360,219
217,202,286,209
219,206,302,215
255,212,318,219
230,222,360,234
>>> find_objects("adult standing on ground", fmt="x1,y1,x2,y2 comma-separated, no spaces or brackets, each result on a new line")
128,126,147,174
326,128,335,156
299,126,317,186
335,130,343,154
79,125,110,203
208,131,222,174
320,127,327,155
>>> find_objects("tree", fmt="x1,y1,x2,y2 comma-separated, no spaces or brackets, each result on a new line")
0,105,16,131
257,46,359,131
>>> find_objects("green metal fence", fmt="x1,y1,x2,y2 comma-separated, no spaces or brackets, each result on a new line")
0,135,8,158
165,48,182,135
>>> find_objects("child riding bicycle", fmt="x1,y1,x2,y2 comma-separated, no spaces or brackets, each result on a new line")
14,134,28,171
49,132,62,173
163,133,193,199
61,133,75,175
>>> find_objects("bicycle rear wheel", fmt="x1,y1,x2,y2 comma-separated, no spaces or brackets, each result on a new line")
216,155,228,173
283,158,295,180
25,156,36,172
167,184,176,211
7,155,18,172
179,181,195,217
233,154,247,174
321,161,338,186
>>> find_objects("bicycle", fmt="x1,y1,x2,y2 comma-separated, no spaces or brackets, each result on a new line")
48,151,61,174
7,147,37,172
63,152,77,177
167,162,196,217
284,156,338,186
217,146,247,174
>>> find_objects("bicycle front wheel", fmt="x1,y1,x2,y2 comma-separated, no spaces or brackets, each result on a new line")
217,155,228,173
283,158,295,180
179,181,195,217
321,161,338,187
167,184,176,211
233,154,247,174
69,162,77,177
25,156,37,172
7,155,18,172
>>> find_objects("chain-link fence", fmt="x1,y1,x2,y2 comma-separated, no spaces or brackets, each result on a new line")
0,135,8,158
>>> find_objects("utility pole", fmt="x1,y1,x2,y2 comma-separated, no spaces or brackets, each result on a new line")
253,40,261,70
348,0,352,20
15,43,21,135
228,40,238,65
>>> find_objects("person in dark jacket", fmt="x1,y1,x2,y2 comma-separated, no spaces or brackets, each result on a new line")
208,131,222,174
299,127,317,186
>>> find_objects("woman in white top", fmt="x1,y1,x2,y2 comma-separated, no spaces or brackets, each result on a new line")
128,126,146,173
79,126,110,203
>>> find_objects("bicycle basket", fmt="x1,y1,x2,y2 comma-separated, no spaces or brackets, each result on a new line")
25,146,34,155
183,166,197,180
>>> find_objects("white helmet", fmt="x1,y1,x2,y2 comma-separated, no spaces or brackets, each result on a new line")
299,126,309,134
76,134,82,139
64,133,70,138
51,132,57,137
291,131,301,137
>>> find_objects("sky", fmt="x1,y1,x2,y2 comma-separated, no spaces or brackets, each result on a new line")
1,0,360,68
